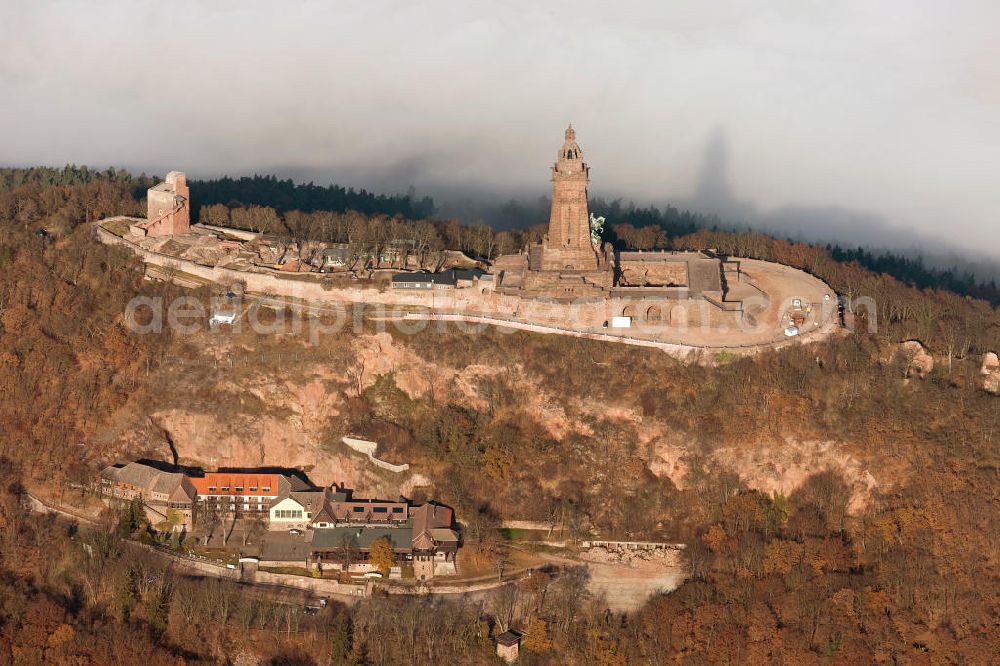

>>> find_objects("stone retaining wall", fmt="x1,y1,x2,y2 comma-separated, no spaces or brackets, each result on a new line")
341,437,410,473
383,579,515,595
402,312,837,359
501,520,552,531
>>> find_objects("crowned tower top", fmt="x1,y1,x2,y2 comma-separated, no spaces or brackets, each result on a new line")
556,124,585,171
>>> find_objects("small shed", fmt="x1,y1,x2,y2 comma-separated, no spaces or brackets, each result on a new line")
495,630,521,663
210,310,238,325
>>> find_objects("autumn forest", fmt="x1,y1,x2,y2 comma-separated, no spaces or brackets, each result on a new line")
0,167,998,664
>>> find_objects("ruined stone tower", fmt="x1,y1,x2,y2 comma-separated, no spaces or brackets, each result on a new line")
541,125,599,270
131,171,190,237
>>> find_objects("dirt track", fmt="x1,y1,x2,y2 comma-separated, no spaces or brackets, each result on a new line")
586,563,685,612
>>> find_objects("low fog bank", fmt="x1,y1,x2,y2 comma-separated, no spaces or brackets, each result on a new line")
238,123,1000,282
430,184,1000,283
5,1,999,278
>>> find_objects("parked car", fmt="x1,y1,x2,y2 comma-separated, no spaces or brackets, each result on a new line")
784,326,800,337
288,528,302,536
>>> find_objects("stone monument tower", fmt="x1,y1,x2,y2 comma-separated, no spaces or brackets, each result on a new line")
541,125,599,270
492,125,613,298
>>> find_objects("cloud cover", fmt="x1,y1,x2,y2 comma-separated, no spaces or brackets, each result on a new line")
2,0,998,259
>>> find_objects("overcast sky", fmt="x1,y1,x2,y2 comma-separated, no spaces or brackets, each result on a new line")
2,1,998,260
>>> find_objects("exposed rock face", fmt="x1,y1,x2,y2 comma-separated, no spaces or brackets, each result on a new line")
149,403,432,501
711,440,881,514
631,402,885,514
649,437,885,514
899,340,934,378
101,328,890,519
647,438,690,489
102,332,497,499
982,352,1000,394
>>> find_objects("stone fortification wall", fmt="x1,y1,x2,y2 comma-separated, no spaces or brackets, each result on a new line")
99,220,435,306
197,224,260,241
100,219,627,321
99,219,741,330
